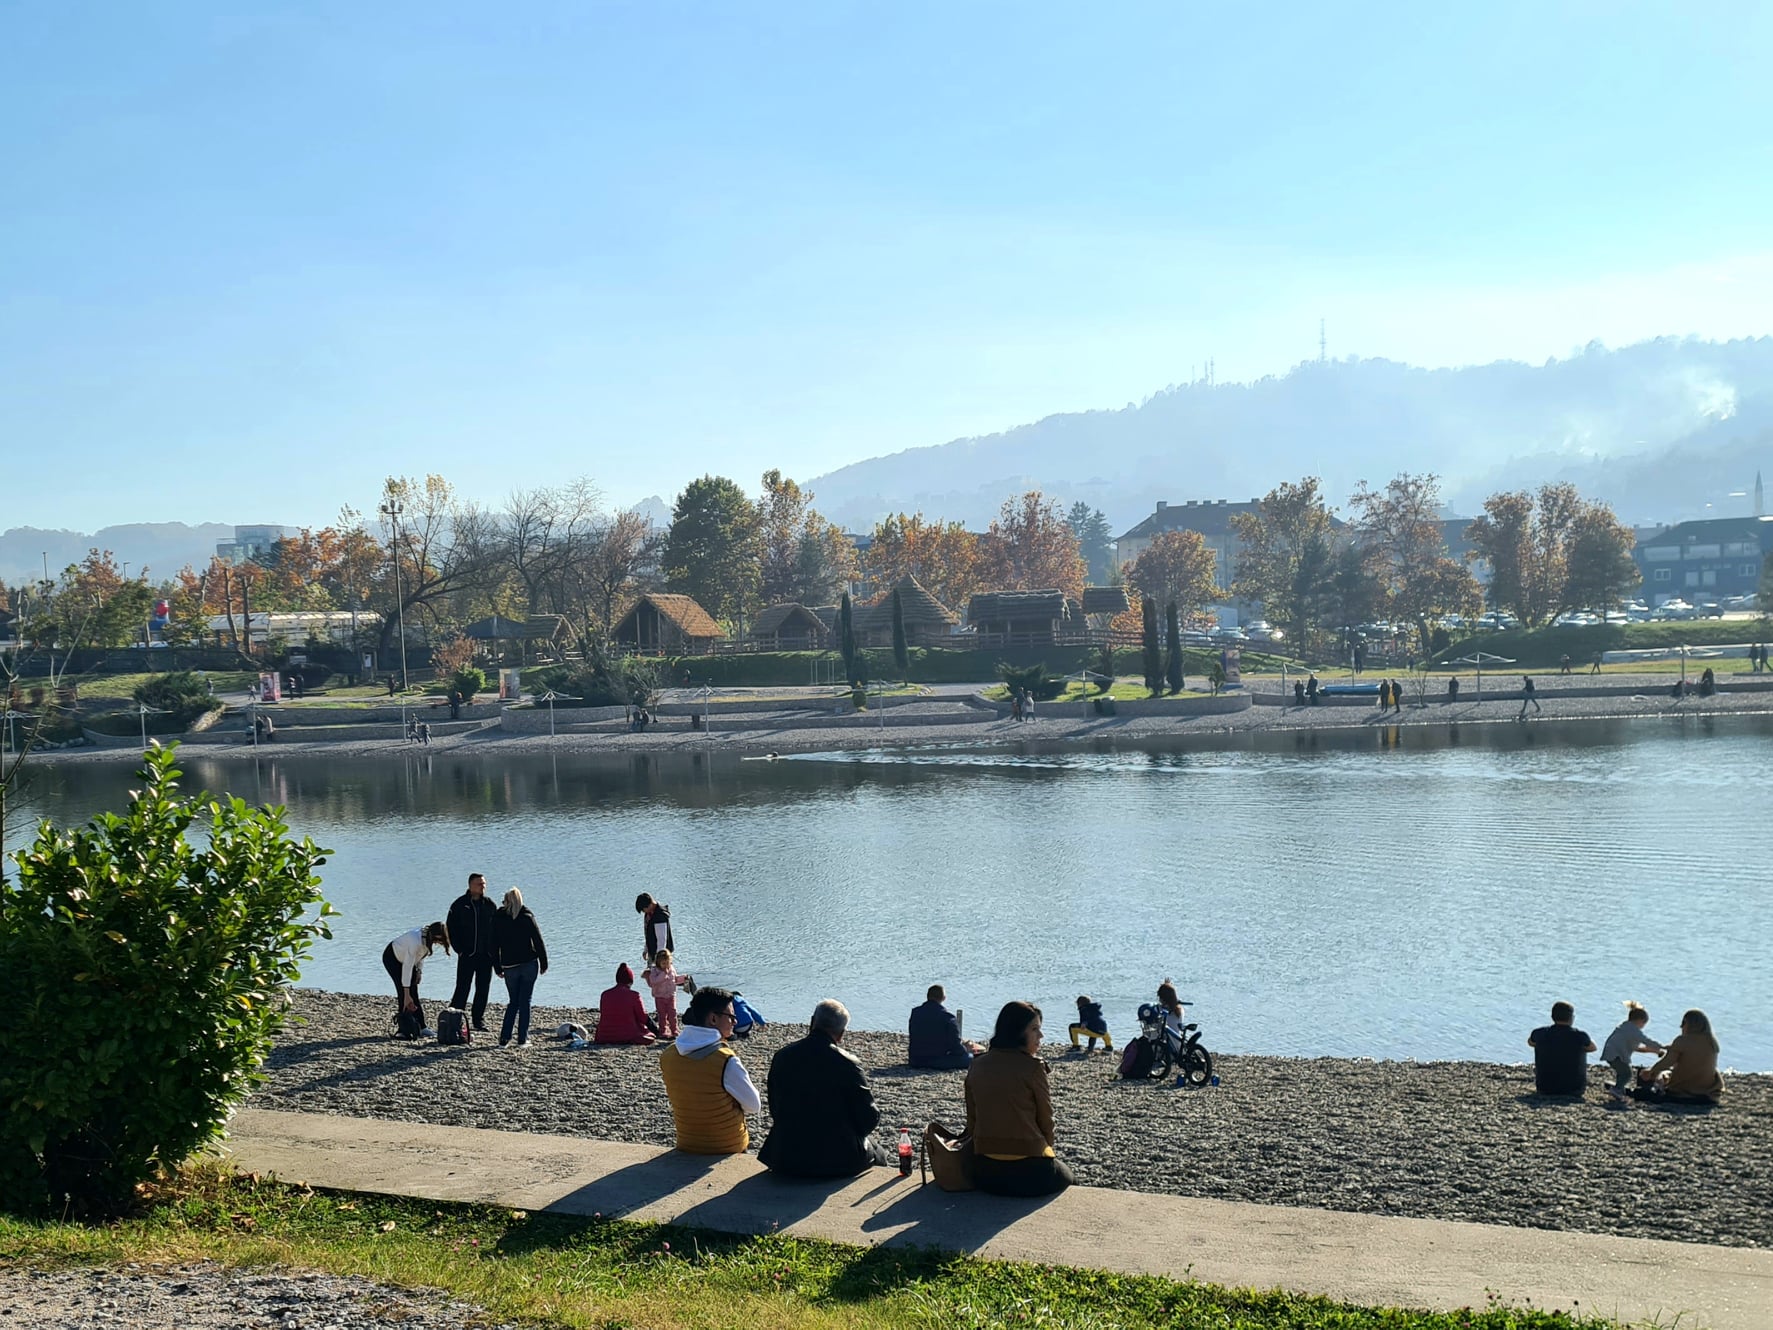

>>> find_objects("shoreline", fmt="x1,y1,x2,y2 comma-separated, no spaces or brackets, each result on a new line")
25,680,1773,763
258,991,1773,1252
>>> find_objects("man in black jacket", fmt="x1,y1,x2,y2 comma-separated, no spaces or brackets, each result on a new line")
636,892,674,964
447,872,499,1031
758,1000,889,1178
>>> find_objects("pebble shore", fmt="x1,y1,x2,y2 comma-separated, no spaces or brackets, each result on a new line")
258,990,1773,1251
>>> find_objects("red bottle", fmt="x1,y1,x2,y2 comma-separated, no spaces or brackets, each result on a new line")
897,1127,914,1176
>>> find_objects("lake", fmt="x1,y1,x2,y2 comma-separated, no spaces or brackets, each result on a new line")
7,715,1770,1068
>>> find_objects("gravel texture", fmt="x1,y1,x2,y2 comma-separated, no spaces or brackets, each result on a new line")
0,1262,518,1329
260,990,1773,1251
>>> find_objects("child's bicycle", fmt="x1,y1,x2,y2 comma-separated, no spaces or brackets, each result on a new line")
1136,1001,1215,1087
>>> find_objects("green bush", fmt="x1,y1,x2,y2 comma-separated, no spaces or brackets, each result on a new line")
996,661,1065,701
1433,617,1773,669
532,645,660,708
132,670,220,729
0,745,335,1215
447,666,488,699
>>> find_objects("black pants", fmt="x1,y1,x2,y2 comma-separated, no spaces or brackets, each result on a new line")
450,954,495,1026
972,1153,1074,1198
382,944,422,1016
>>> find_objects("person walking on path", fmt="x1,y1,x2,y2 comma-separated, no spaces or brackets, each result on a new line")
965,1001,1073,1197
1528,1000,1595,1096
659,986,762,1154
636,892,674,965
1591,652,1604,675
491,887,548,1049
383,922,449,1029
758,999,891,1177
1518,675,1541,720
447,872,499,1031
1560,654,1572,675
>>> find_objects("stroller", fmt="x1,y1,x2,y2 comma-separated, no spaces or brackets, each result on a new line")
1136,1001,1215,1087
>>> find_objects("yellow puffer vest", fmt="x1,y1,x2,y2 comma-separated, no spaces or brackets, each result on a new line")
659,1042,748,1154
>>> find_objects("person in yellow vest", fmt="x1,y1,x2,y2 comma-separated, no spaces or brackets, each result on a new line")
658,986,762,1154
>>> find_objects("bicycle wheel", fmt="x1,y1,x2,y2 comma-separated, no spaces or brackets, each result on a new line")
1148,1037,1175,1079
1178,1045,1214,1088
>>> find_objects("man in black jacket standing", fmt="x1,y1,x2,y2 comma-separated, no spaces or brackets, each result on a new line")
636,892,674,964
447,872,499,1031
759,999,890,1178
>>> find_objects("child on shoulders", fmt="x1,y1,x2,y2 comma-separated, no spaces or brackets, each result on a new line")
1068,994,1115,1054
1601,1001,1665,1100
642,949,692,1039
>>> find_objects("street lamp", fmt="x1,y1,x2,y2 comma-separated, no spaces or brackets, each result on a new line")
379,494,409,691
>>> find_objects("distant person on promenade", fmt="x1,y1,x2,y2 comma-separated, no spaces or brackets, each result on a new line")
1601,1002,1665,1100
1591,652,1603,675
1375,679,1390,711
965,1001,1072,1197
1068,995,1114,1054
636,892,674,965
660,986,762,1154
1293,679,1306,706
1010,690,1023,721
1560,654,1572,675
758,999,891,1177
1306,672,1320,705
1447,676,1460,703
1389,678,1403,714
447,872,499,1032
594,963,659,1045
1528,1000,1595,1096
1023,688,1036,721
1518,675,1541,719
909,985,984,1069
383,921,450,1029
491,887,548,1049
643,948,691,1038
1698,667,1716,697
1632,1009,1725,1104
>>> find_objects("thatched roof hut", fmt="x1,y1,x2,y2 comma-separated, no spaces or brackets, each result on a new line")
854,576,959,646
751,602,828,650
1081,586,1131,616
967,590,1071,641
612,593,725,654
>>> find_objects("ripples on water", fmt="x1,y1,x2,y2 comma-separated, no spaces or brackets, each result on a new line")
9,716,1770,1068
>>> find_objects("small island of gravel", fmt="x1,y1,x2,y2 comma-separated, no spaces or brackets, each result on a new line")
257,991,1772,1251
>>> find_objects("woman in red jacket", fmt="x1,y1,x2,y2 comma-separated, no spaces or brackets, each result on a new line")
594,963,661,1044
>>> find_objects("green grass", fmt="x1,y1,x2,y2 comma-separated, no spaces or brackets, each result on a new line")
984,678,1211,702
0,1167,1622,1330
37,671,257,708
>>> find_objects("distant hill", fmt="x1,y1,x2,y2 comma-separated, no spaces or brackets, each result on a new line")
805,337,1773,536
0,522,238,586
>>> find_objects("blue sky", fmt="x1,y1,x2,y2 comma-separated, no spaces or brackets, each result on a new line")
4,2,1770,530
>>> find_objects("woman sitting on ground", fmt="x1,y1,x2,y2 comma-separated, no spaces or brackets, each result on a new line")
594,963,660,1045
964,1001,1073,1197
1633,1008,1724,1103
1156,980,1189,1057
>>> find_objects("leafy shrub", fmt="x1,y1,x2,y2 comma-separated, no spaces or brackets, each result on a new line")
448,666,488,699
996,661,1065,701
0,745,335,1215
532,644,660,708
132,670,221,729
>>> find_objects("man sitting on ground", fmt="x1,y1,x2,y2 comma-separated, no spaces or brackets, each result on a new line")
908,984,985,1070
759,999,891,1178
1528,1000,1596,1096
659,986,761,1154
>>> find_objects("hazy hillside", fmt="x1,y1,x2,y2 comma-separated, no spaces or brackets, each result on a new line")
806,338,1773,535
0,522,237,586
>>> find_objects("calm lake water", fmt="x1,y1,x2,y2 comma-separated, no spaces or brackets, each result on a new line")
8,716,1770,1069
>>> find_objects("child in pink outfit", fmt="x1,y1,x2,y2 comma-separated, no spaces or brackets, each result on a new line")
642,949,690,1037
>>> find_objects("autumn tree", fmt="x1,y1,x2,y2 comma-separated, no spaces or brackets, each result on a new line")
367,476,498,656
1348,474,1482,655
864,514,981,613
1126,530,1220,626
495,480,604,621
1066,502,1117,584
981,491,1085,599
1466,484,1637,627
1231,478,1339,647
756,470,856,606
664,475,760,625
562,508,661,645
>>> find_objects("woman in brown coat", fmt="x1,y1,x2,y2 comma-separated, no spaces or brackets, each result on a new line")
964,1001,1073,1197
1633,1009,1725,1103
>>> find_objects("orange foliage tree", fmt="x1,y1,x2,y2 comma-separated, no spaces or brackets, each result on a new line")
1125,530,1221,625
863,514,982,613
979,491,1085,599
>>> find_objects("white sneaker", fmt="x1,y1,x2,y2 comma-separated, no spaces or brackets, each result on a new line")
516,1039,532,1049
420,1028,437,1039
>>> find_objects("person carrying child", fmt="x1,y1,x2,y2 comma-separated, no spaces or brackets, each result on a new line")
643,948,692,1038
1068,995,1115,1054
1601,1001,1665,1100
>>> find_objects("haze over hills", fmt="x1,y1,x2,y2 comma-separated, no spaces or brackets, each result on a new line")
805,338,1773,536
0,523,235,588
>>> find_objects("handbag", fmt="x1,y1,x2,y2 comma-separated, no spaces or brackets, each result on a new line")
919,1120,974,1192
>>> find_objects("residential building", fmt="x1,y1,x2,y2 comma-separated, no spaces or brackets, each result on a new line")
215,524,289,564
1632,516,1773,605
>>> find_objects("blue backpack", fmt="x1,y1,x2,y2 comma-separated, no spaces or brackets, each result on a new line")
730,993,767,1038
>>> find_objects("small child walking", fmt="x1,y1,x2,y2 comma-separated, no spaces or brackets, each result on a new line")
642,949,691,1038
1068,994,1115,1053
1601,1001,1665,1099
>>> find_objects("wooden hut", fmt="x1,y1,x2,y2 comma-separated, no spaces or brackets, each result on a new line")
854,576,960,646
751,602,828,651
612,593,725,654
966,590,1071,643
1081,586,1131,617
461,613,567,662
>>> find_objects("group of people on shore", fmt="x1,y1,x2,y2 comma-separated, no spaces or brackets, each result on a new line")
1529,1000,1724,1104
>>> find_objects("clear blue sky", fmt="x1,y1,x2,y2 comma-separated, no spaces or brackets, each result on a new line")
4,2,1770,529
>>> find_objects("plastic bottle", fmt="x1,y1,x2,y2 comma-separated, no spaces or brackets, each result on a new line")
897,1127,914,1176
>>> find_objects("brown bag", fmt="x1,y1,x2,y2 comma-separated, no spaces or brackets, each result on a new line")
919,1120,974,1192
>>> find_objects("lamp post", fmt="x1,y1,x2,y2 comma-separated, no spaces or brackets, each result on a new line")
379,495,409,691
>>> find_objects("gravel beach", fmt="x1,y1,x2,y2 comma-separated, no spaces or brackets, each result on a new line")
258,990,1773,1251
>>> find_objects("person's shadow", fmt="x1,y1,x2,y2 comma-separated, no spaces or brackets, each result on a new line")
672,1168,858,1234
851,1180,1063,1272
526,1151,725,1224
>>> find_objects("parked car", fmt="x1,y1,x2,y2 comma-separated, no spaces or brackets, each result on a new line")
1655,598,1697,619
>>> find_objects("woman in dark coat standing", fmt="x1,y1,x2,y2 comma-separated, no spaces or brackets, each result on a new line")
491,888,548,1048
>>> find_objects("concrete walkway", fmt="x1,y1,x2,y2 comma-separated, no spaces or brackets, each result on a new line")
224,1109,1773,1328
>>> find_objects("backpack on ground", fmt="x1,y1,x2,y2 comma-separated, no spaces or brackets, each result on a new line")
919,1121,974,1192
1119,1036,1155,1080
393,1004,427,1041
437,1007,472,1047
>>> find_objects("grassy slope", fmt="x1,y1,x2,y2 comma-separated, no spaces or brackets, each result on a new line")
0,1170,1620,1330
